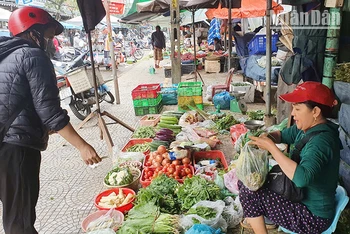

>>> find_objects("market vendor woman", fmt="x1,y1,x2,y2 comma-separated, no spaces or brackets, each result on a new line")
238,81,340,234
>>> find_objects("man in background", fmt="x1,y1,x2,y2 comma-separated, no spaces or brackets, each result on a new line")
151,25,165,68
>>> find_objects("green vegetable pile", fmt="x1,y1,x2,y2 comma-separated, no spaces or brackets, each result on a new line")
126,143,150,152
247,110,265,121
215,115,239,131
186,206,217,220
136,174,181,214
104,167,133,186
177,176,222,211
117,202,180,234
132,126,156,138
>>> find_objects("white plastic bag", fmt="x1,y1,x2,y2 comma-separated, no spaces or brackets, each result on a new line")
86,208,123,232
87,229,115,234
236,143,269,191
180,200,228,232
111,145,144,167
222,197,243,228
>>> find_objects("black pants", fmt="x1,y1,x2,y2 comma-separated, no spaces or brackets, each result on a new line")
0,143,41,234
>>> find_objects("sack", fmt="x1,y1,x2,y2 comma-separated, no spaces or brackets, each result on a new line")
266,165,304,202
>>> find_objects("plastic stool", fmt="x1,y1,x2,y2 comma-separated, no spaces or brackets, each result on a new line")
279,185,349,234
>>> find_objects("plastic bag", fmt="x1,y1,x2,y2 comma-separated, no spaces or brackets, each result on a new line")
86,209,124,232
87,229,115,234
236,143,269,191
230,124,248,145
222,196,243,228
223,168,239,195
180,200,227,232
176,126,201,142
112,145,144,167
185,224,222,234
206,85,213,101
212,91,235,110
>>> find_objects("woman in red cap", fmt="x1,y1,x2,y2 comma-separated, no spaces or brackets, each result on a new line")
239,81,340,234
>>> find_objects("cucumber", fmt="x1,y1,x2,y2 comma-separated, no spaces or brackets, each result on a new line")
158,122,182,129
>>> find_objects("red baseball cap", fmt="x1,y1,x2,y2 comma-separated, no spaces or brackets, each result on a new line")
279,81,336,107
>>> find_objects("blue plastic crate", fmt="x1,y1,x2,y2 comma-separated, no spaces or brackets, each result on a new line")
248,34,279,55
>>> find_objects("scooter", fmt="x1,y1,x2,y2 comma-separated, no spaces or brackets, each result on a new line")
53,51,115,120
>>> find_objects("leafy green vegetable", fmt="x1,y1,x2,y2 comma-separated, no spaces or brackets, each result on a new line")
104,167,133,186
177,176,221,211
136,174,181,214
117,203,180,234
215,115,239,131
187,206,217,220
132,126,156,138
247,110,265,121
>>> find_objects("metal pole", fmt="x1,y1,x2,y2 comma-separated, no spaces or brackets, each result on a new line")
87,32,101,113
103,0,120,104
265,0,272,116
228,0,232,70
192,9,197,81
170,0,181,84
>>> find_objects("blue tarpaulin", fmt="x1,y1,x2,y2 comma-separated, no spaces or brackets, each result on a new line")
207,18,221,45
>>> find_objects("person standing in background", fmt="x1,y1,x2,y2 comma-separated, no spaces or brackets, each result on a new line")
151,25,165,68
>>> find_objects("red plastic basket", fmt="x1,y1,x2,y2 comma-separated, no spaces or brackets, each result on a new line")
193,150,228,170
131,84,161,100
121,138,152,154
94,188,136,213
140,165,194,188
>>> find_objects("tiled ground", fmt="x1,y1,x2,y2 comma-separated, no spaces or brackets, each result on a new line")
0,55,269,234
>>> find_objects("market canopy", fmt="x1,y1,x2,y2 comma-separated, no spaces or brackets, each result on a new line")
206,0,283,19
120,0,160,24
65,15,121,27
60,21,82,29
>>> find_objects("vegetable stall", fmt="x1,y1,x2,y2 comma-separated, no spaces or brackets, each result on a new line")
81,81,288,234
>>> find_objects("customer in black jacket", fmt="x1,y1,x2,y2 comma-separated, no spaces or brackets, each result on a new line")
0,6,101,234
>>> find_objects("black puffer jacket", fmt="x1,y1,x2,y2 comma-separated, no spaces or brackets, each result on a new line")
0,37,70,151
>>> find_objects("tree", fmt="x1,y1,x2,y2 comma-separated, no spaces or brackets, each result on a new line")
45,0,79,20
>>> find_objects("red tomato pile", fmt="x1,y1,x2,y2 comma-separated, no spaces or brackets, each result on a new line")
141,146,194,185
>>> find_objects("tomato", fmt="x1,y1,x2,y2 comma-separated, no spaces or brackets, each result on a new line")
156,155,163,163
184,168,192,175
168,167,175,174
181,170,187,177
172,159,181,166
182,157,191,165
158,171,164,176
157,145,167,154
162,158,171,166
187,174,193,178
170,164,176,168
175,175,180,180
147,171,153,177
153,162,161,168
175,165,181,171
183,164,189,169
174,170,180,177
182,176,187,180
144,174,149,180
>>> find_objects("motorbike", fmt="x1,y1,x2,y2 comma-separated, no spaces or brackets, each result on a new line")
53,51,115,120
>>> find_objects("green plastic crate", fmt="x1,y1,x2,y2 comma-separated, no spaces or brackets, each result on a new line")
178,103,204,112
178,81,203,96
134,103,163,116
133,94,162,107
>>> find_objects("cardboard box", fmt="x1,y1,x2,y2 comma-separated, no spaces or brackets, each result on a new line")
205,60,220,73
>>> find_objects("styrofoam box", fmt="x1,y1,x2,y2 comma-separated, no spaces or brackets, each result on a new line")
230,82,255,103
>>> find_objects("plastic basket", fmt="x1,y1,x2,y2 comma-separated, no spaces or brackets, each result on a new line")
139,114,161,127
103,167,141,192
132,94,162,107
193,150,228,170
178,82,203,97
248,34,279,55
131,84,161,100
178,96,203,106
66,66,104,94
140,165,194,188
134,102,163,116
181,64,196,74
121,138,153,154
94,188,136,213
178,103,204,112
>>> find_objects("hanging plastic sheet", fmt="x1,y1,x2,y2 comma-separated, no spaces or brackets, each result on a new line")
208,18,221,45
